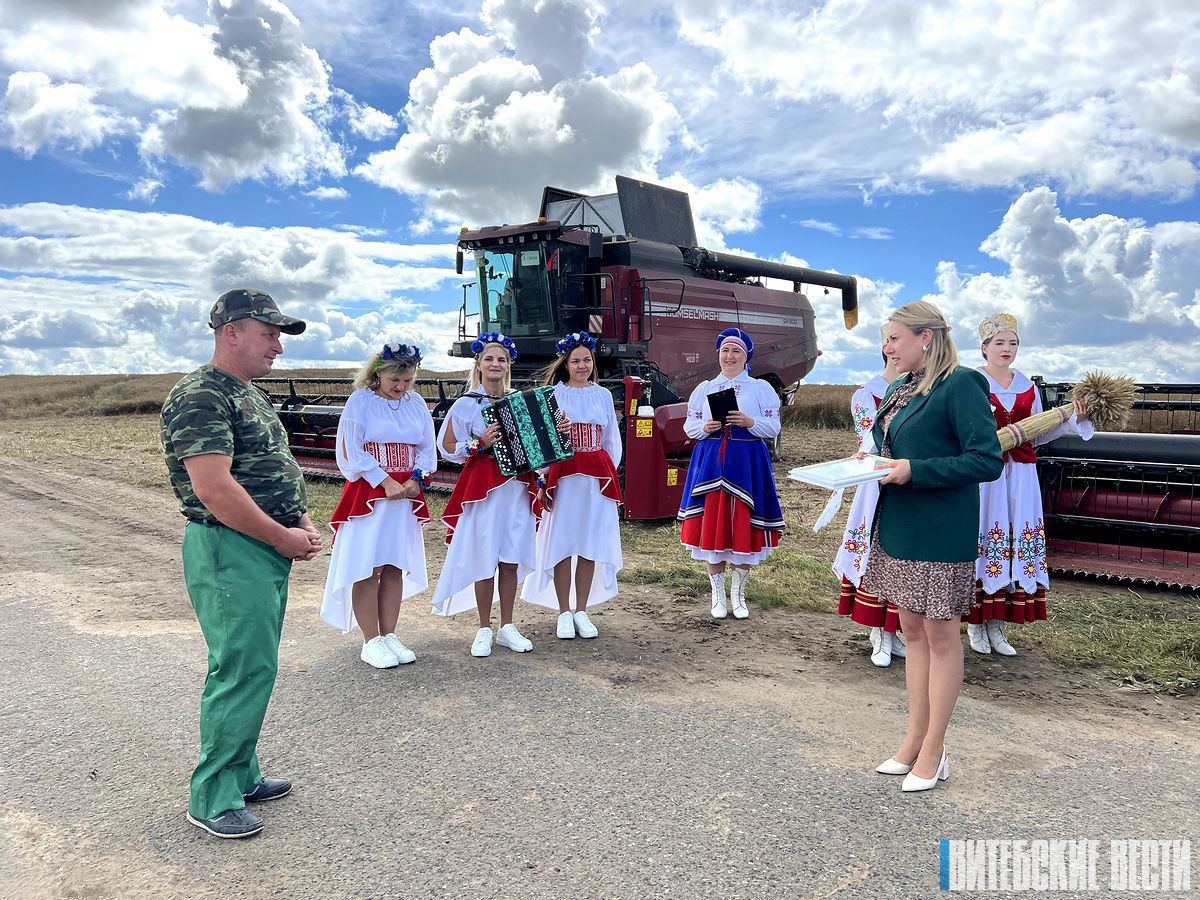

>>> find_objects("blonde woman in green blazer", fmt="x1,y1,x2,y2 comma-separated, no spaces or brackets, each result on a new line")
861,301,1003,793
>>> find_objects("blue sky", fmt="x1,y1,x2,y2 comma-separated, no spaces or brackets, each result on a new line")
1,0,1198,383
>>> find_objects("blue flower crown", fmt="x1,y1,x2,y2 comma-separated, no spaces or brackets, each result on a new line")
471,331,518,360
377,341,422,368
555,331,597,355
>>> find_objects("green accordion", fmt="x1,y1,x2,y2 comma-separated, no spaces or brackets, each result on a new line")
482,386,574,477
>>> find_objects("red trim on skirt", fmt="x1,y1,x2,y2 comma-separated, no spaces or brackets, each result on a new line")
545,449,622,507
329,472,429,546
441,453,541,546
679,490,780,556
964,582,1048,624
837,576,902,633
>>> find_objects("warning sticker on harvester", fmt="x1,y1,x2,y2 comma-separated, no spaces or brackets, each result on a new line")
666,468,678,486
635,419,653,437
629,396,637,416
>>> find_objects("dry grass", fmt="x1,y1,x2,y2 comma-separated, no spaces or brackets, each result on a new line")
781,384,856,429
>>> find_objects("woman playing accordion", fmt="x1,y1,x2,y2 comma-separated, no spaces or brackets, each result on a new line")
677,327,784,619
431,333,542,657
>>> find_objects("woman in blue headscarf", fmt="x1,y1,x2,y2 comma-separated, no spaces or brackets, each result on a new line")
678,328,784,620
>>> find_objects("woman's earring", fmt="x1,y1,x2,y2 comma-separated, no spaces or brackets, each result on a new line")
921,344,928,353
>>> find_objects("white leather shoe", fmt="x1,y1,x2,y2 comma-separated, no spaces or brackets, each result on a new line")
902,750,949,792
710,573,728,619
361,636,400,669
470,627,494,658
496,623,533,653
573,611,598,639
730,569,750,619
556,611,576,639
890,631,907,659
381,633,416,664
966,623,992,654
986,620,1017,656
875,757,914,775
870,627,892,667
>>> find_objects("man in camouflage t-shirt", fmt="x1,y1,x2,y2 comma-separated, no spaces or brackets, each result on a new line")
161,288,323,840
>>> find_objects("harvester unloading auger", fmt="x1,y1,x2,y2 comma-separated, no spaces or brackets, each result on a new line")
255,176,859,520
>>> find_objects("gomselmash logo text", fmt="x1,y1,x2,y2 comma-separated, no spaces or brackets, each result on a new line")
939,839,1192,892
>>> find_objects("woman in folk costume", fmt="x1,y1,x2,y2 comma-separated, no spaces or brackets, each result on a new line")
432,333,542,658
831,330,908,667
523,331,623,639
967,312,1092,656
320,342,436,669
678,327,784,619
862,301,1002,793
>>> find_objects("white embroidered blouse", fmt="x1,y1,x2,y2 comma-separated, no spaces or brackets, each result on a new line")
683,369,782,441
335,389,437,487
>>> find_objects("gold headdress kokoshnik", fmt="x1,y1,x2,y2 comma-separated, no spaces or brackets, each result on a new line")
978,312,1019,344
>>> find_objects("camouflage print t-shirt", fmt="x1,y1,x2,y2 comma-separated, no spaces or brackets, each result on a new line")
160,364,307,527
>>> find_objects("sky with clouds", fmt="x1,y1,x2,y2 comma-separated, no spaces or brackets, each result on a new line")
1,0,1198,383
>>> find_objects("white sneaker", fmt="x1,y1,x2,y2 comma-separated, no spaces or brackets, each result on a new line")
870,627,892,667
471,627,494,658
496,623,533,653
966,623,992,655
986,620,1017,656
573,611,598,639
381,633,417,664
556,611,576,639
361,635,400,669
891,631,907,659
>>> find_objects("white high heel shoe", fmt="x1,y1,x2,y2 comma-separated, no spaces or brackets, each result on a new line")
902,749,949,792
875,757,914,775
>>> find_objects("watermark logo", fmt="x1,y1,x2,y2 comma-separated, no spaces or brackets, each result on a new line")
938,839,1191,892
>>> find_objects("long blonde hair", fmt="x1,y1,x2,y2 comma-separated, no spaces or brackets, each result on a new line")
888,300,958,396
352,356,418,392
468,343,513,393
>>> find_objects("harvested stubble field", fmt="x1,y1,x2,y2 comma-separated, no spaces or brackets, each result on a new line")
1,371,1196,693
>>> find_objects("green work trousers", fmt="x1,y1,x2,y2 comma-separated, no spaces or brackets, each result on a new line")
182,522,291,820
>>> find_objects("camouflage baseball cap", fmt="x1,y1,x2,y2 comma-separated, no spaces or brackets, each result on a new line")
209,289,306,335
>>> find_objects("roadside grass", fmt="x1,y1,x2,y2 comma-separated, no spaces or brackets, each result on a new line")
2,371,1197,694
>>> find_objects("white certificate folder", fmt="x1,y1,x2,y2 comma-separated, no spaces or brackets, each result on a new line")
787,455,892,490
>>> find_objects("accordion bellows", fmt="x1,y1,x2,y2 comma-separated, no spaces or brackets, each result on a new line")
483,387,574,476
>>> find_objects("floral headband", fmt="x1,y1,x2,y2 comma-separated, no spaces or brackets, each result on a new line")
471,331,518,360
555,331,597,355
374,341,422,369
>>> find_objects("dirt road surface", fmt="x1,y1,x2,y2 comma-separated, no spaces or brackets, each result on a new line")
1,457,1196,899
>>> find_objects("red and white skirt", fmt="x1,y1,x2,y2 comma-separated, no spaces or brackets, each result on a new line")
679,490,781,566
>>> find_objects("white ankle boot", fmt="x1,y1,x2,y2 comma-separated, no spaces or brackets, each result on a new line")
986,620,1017,656
709,573,728,619
870,627,892,667
890,630,907,659
966,623,992,654
730,569,750,619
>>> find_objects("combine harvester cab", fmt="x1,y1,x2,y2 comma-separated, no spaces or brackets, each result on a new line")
1035,379,1200,589
260,176,859,519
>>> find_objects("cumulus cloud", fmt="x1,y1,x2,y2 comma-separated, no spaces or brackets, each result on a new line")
356,0,696,231
674,0,1200,199
140,0,347,189
3,71,128,155
305,185,348,200
0,203,463,375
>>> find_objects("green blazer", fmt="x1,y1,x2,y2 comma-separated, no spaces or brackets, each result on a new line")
871,366,1003,563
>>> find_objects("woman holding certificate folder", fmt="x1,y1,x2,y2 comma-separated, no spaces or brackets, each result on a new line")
678,327,784,620
863,301,1002,793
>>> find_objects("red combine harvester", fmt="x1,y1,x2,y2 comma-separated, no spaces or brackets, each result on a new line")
1035,379,1200,589
257,177,859,520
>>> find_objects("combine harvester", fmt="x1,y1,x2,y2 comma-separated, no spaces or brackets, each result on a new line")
1035,380,1200,589
256,176,859,520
